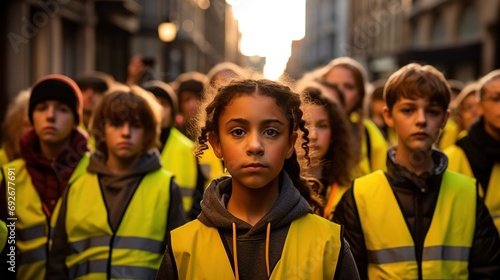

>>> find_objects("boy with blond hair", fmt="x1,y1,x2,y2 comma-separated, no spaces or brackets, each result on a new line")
333,63,500,279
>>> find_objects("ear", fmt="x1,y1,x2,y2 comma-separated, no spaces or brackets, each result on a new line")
382,106,394,128
208,132,223,159
286,132,298,159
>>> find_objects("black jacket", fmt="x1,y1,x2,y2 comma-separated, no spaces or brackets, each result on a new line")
333,148,500,279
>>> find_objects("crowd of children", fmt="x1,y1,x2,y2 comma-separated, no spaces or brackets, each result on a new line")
0,54,499,279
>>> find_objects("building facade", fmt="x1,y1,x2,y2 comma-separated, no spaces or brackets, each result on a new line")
1,0,240,130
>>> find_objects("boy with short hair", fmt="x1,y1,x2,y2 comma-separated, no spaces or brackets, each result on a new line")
46,85,186,279
333,63,500,279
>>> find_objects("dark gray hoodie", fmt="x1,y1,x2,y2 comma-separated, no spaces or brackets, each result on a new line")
46,150,186,279
156,171,359,279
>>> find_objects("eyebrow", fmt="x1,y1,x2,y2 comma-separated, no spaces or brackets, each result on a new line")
226,118,285,126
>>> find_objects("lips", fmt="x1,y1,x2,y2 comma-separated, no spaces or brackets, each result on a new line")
117,142,133,148
42,126,57,133
243,163,266,172
412,132,428,139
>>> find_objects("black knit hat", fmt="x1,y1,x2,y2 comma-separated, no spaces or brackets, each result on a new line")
29,74,83,125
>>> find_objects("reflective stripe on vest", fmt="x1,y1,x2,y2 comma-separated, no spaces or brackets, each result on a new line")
354,170,476,279
161,127,197,212
171,213,341,279
485,163,500,235
65,168,172,279
2,160,55,280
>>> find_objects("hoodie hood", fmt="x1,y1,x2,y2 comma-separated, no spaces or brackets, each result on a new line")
87,149,162,231
386,146,448,193
198,171,313,236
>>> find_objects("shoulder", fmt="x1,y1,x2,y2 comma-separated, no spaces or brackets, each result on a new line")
168,128,195,148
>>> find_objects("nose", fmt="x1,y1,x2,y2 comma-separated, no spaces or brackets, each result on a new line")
416,109,427,127
246,133,264,156
121,122,131,137
46,105,55,121
309,126,317,141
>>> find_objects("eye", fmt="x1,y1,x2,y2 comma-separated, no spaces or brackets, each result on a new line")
317,123,329,129
230,128,246,137
427,109,441,117
34,103,47,111
263,128,279,137
131,121,143,128
56,105,70,113
401,107,413,114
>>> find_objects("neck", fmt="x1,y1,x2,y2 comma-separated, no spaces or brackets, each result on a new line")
484,121,500,141
83,112,91,129
39,137,71,161
227,178,280,226
106,154,141,175
394,147,434,176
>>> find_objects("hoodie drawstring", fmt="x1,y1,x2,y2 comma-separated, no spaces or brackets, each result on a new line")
265,222,271,277
232,222,272,279
232,222,239,280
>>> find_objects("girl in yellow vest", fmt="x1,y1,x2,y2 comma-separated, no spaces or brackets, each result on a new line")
333,63,500,279
308,57,388,176
0,74,89,279
445,70,500,236
299,84,358,220
156,79,360,279
143,80,208,220
46,86,186,279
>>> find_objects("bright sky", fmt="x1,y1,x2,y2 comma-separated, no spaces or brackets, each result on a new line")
226,0,306,80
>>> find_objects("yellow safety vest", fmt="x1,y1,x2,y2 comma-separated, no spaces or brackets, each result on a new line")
355,118,388,176
445,145,500,235
160,127,197,212
0,148,9,167
354,170,476,279
64,168,173,279
1,159,57,280
323,183,350,220
171,214,341,279
438,119,459,151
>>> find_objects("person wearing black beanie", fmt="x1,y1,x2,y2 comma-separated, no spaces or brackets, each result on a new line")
0,74,88,279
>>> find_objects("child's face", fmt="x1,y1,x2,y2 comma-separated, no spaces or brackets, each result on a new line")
156,96,173,128
323,66,360,114
179,91,201,120
209,94,297,191
82,88,103,113
105,120,144,161
304,104,331,160
371,99,387,130
479,80,500,132
460,94,478,130
383,97,447,153
32,100,75,144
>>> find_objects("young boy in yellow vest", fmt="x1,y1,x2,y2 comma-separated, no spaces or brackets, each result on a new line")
142,80,207,220
445,69,500,235
333,63,500,279
46,85,186,279
0,74,89,280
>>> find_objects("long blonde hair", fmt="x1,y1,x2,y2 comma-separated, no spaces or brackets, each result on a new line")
2,89,32,161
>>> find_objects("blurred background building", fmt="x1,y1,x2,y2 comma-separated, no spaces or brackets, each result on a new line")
1,0,500,128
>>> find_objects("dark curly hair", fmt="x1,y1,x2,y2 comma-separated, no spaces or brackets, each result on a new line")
301,86,358,188
195,79,324,212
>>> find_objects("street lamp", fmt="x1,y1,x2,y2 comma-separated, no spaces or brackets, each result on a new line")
158,20,177,42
